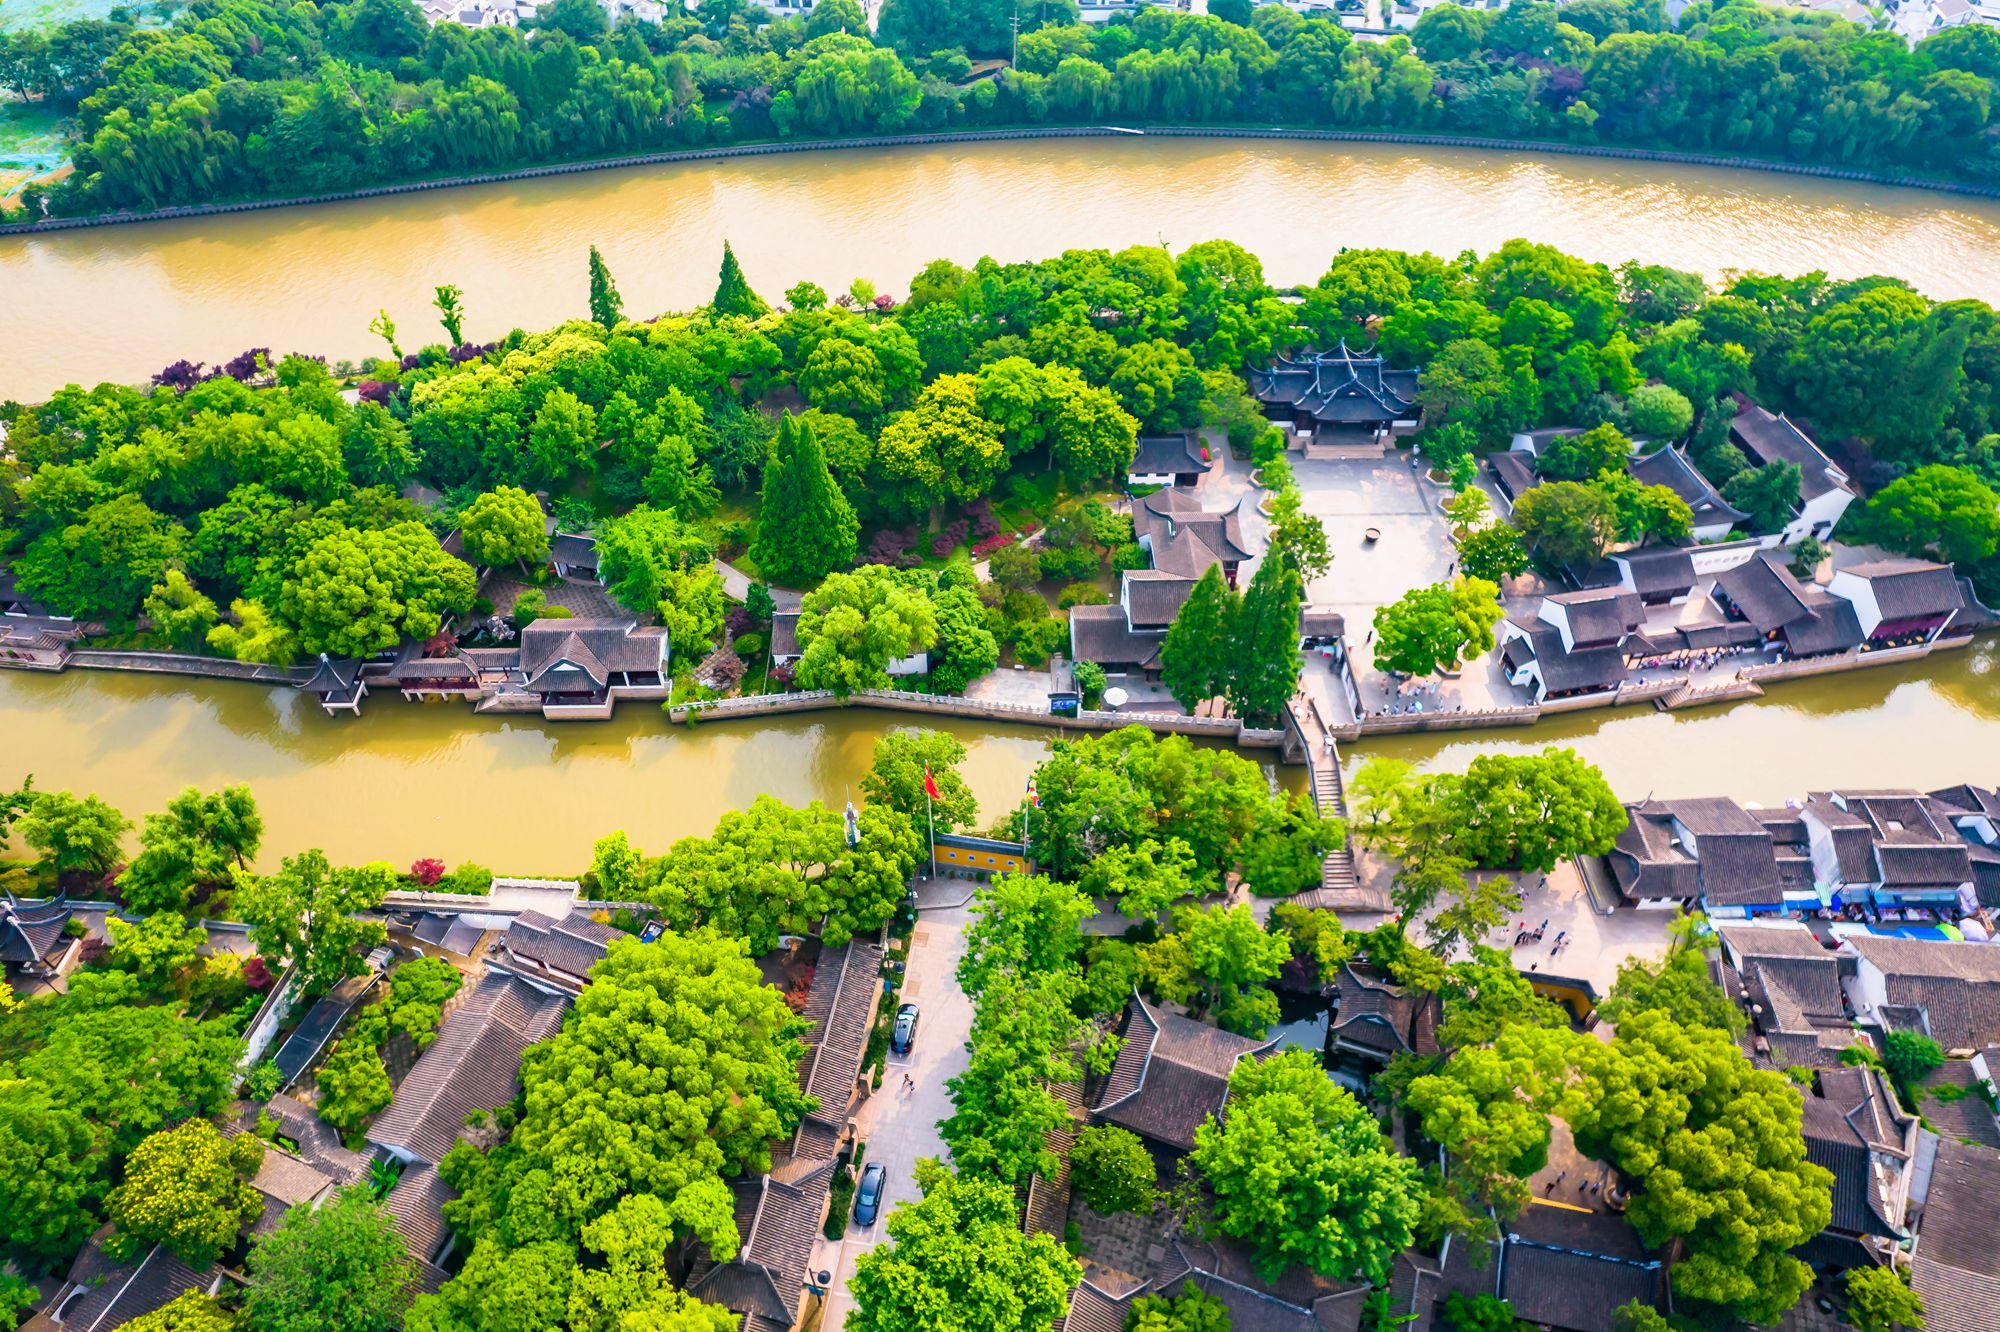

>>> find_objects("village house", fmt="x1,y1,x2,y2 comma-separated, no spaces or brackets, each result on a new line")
1327,963,1441,1072
1496,588,1646,703
1908,1137,2000,1332
1248,342,1420,456
550,531,601,583
492,908,621,996
0,892,83,987
1715,922,1861,1068
1800,790,1979,914
1798,1065,1921,1270
1068,488,1255,678
1826,559,1966,648
1711,402,1858,543
1126,433,1213,489
1843,934,2000,1055
1607,797,1799,914
1086,994,1279,1154
1486,438,1748,542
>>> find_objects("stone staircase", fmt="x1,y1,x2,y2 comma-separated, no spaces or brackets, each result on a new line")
1309,743,1363,899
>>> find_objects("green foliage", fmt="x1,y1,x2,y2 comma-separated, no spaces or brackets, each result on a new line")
1857,464,2000,563
712,242,768,319
460,486,552,567
860,728,979,831
1456,522,1529,583
1512,480,1618,568
1443,748,1627,873
1440,1293,1518,1332
1072,658,1108,700
1069,1125,1156,1216
1536,423,1630,482
279,522,477,657
587,245,624,331
795,565,938,694
754,413,861,584
107,912,208,992
1624,383,1694,438
1138,904,1289,1036
119,1290,241,1331
233,849,392,998
1192,1050,1423,1284
1721,461,1804,534
1598,911,1743,1034
1882,1030,1946,1090
106,1119,265,1267
1228,550,1305,724
595,506,713,617
19,788,129,874
143,569,221,651
385,957,464,1049
248,1185,416,1332
1160,565,1237,710
1126,1281,1232,1332
847,1160,1081,1332
120,783,263,914
1844,1265,1925,1332
317,1011,394,1136
1372,576,1504,677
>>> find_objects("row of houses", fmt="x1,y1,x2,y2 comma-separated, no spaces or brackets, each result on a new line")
1495,400,1859,547
1498,551,1968,702
1603,783,2000,917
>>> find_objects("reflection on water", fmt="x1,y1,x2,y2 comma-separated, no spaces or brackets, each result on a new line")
1352,641,2000,804
2,641,1993,870
8,138,2000,400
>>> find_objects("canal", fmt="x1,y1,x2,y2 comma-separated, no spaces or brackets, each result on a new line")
8,136,2000,401
2,637,1993,869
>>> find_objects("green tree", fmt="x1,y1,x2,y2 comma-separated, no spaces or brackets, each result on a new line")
1127,1282,1231,1332
1440,748,1626,872
567,1193,742,1332
957,872,1092,998
1080,837,1202,922
279,523,477,658
0,1082,105,1262
1512,481,1618,567
1160,565,1237,710
18,788,129,874
1227,551,1305,724
873,374,1007,515
106,1119,265,1267
1624,383,1694,439
1372,577,1504,677
846,1160,1081,1332
1536,423,1629,482
433,284,466,346
794,566,939,694
860,728,978,831
504,930,811,1243
248,1185,416,1332
596,506,712,616
143,569,220,651
1440,1293,1520,1332
1598,911,1744,1034
1457,522,1529,583
120,1290,240,1331
657,564,727,658
943,969,1097,1185
107,912,208,992
1721,461,1803,535
208,598,299,666
1192,1049,1424,1283
587,245,624,331
119,784,263,914
711,242,768,318
1881,1030,1945,1090
1857,464,2000,563
752,414,861,585
528,388,599,487
384,957,464,1049
234,849,393,998
1565,1010,1833,1324
1265,484,1332,582
314,1020,393,1136
1069,1125,1156,1216
1845,1265,1925,1332
1138,904,1288,1037
16,493,186,623
460,486,551,569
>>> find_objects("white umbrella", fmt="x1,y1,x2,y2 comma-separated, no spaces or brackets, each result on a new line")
1102,687,1129,708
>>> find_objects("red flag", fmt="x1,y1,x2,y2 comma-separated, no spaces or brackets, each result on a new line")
922,765,942,802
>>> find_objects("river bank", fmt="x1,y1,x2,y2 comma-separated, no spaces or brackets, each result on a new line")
7,136,2000,402
6,124,1998,241
3,633,1994,869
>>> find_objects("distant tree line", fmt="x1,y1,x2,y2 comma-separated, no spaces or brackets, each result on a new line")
3,0,2000,220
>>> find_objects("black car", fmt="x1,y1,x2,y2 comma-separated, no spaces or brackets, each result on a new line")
890,1003,920,1054
853,1162,887,1227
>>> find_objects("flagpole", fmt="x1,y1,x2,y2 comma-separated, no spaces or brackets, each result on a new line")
926,788,937,879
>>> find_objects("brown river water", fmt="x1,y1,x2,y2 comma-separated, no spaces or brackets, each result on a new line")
3,138,1998,864
7,138,2000,401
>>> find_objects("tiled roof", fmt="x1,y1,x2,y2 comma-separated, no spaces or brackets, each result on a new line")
271,970,384,1085
501,909,619,988
1124,570,1200,628
1517,624,1626,695
1545,587,1645,646
367,971,570,1164
517,619,665,688
1615,546,1697,596
793,938,883,1151
261,1093,373,1185
1845,936,2000,1051
1130,435,1210,476
551,532,599,570
1628,447,1748,529
1912,1139,2000,1332
1914,1062,2000,1148
0,893,73,965
1844,559,1966,622
1070,603,1164,669
1330,965,1440,1059
385,1161,458,1266
1248,344,1418,423
687,1161,837,1330
1728,403,1848,503
1714,554,1818,632
1090,995,1276,1151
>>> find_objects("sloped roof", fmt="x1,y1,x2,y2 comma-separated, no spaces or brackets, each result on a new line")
1090,995,1278,1151
1845,937,2000,1052
1628,447,1749,529
0,894,72,965
1131,435,1210,476
1615,546,1697,597
367,971,570,1164
301,653,364,698
1714,554,1817,632
1729,404,1848,503
687,1160,838,1332
1912,1139,2000,1332
1844,559,1966,622
1069,603,1165,670
793,938,884,1151
1123,571,1199,630
262,1093,373,1186
1330,965,1440,1059
1545,587,1645,646
385,1162,458,1267
551,531,599,570
502,909,619,989
1249,343,1418,423
517,618,665,688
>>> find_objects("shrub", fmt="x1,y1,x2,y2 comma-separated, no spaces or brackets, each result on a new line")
243,1059,284,1102
733,633,764,657
971,531,1014,558
441,862,493,895
988,543,1042,590
409,858,445,887
931,519,970,557
966,498,1001,539
824,1164,857,1239
725,605,757,638
1040,543,1101,582
1059,583,1110,609
1112,542,1149,572
512,588,547,628
863,527,921,569
1072,660,1108,701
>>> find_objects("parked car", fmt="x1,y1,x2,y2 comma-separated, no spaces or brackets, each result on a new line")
853,1162,887,1227
891,1003,920,1054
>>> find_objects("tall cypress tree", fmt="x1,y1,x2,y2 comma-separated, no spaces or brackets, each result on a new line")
712,241,769,319
1160,565,1238,711
587,245,624,330
751,414,859,586
1226,552,1304,724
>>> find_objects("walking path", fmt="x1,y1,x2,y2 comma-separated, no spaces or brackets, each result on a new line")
814,893,974,1332
714,559,803,611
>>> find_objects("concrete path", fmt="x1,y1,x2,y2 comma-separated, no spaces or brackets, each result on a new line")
714,559,803,611
815,894,975,1332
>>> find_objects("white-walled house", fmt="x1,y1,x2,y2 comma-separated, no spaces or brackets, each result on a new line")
1725,405,1857,544
1826,559,1965,646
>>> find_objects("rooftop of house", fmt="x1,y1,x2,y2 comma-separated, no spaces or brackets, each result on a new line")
1497,1201,1665,1332
1248,342,1419,423
1070,602,1167,670
1912,1060,2000,1149
1330,964,1440,1060
1713,553,1820,632
1502,623,1627,696
686,1158,839,1332
1844,936,2000,1052
1839,559,1966,623
366,970,571,1165
1628,446,1751,529
1542,587,1646,645
498,909,620,990
550,531,598,569
0,893,74,967
1614,546,1699,597
1911,1138,2000,1332
517,618,667,691
791,937,885,1150
1130,434,1212,475
1089,994,1279,1151
1726,403,1850,504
